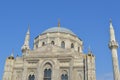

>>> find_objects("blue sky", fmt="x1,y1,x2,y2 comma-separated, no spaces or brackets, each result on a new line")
0,0,120,80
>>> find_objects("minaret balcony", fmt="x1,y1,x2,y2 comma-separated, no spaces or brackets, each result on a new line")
109,40,119,49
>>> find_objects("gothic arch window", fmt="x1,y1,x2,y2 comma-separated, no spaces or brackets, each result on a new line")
51,41,55,45
42,42,45,46
43,63,52,80
28,75,35,80
61,70,68,80
71,43,74,48
61,41,65,48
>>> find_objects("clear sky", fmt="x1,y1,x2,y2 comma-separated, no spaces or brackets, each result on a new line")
0,0,120,80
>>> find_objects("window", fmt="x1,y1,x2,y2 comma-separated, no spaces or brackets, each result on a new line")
43,63,52,80
42,42,45,46
44,69,52,80
61,41,65,48
51,41,55,45
71,43,74,48
61,74,68,80
28,75,35,80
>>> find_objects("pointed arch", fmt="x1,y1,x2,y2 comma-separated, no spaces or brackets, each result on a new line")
61,70,68,80
41,60,55,80
43,63,52,80
51,41,55,45
42,42,45,46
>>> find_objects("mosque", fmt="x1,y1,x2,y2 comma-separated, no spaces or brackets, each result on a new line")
2,21,120,80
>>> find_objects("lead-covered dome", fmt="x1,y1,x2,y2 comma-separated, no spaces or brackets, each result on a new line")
42,27,76,36
34,26,83,52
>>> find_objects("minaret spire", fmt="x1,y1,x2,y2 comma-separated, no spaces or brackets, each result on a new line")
109,19,120,80
110,19,116,41
21,25,30,53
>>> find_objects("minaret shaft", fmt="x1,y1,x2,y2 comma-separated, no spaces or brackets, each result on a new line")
111,48,120,80
110,28,116,41
109,20,120,80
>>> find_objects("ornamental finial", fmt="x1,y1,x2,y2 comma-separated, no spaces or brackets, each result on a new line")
110,18,113,29
58,19,60,27
11,49,14,57
88,45,92,53
27,24,30,34
110,18,112,23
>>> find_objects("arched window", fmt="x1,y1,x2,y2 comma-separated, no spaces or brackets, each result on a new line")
42,42,45,46
61,41,65,48
51,41,55,45
71,43,74,48
44,69,52,80
28,75,35,80
61,74,68,80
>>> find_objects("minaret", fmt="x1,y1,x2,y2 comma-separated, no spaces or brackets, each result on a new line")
21,26,30,54
108,20,120,80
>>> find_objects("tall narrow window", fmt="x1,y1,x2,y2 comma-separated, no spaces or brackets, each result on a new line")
28,75,35,80
71,43,74,48
61,41,65,48
42,42,45,46
44,69,52,80
51,41,55,45
61,74,68,80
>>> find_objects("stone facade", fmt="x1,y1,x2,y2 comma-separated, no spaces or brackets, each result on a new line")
2,26,96,80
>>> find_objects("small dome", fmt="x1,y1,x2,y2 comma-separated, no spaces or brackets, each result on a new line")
42,27,76,36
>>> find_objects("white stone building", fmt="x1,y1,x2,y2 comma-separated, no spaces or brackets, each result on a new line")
2,23,96,80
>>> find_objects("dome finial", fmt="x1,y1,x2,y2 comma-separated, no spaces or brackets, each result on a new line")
27,24,30,34
110,18,113,29
110,18,112,23
88,45,92,53
11,49,14,57
58,19,60,27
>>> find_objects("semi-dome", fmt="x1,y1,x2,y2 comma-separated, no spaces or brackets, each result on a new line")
42,27,76,36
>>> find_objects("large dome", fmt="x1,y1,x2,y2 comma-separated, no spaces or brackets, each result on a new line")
42,27,76,36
